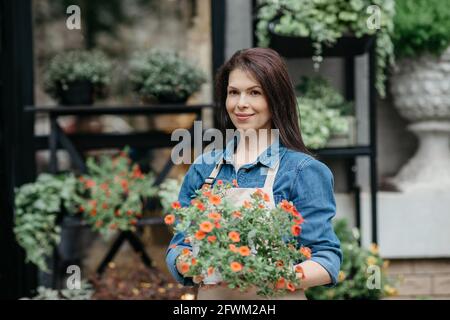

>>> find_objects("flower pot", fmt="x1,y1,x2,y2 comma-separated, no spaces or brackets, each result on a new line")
388,46,450,191
58,80,94,106
139,96,197,133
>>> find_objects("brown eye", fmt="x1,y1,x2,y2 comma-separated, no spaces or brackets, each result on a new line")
251,90,261,96
228,90,238,95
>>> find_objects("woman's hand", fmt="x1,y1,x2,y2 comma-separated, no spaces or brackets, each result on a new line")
293,260,332,289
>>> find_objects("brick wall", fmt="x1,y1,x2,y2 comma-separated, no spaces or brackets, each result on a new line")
384,258,450,299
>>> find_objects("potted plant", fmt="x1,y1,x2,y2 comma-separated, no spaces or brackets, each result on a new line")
255,0,395,97
128,49,206,133
14,173,79,273
165,183,311,297
44,50,112,105
296,76,354,149
74,148,158,237
305,219,397,300
14,148,158,274
129,49,206,104
388,0,450,191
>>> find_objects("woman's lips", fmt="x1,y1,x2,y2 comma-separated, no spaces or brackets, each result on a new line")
235,113,254,121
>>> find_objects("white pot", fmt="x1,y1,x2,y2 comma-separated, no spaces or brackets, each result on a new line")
388,46,450,191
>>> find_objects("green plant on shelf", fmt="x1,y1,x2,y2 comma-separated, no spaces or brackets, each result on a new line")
129,49,206,103
296,76,351,149
43,49,112,100
255,0,395,97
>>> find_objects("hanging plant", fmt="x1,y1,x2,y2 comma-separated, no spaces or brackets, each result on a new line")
255,0,395,97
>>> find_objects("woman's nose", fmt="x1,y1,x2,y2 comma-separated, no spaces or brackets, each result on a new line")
237,93,249,108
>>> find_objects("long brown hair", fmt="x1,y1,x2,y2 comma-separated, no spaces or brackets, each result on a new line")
215,47,312,156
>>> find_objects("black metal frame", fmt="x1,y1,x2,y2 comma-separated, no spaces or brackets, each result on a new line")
251,5,378,244
0,0,37,299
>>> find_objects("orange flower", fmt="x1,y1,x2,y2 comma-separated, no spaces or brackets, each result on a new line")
85,180,96,188
291,225,302,236
281,200,293,212
121,179,129,191
127,210,133,216
275,277,286,289
100,183,108,191
184,237,191,244
95,220,103,228
232,179,239,187
238,246,251,257
182,248,191,256
195,230,206,240
169,244,177,249
78,206,85,213
115,209,121,217
207,267,215,276
287,282,296,292
195,202,206,211
202,191,212,197
295,265,306,279
293,218,304,225
89,200,97,208
171,201,181,209
207,235,217,243
208,212,222,221
130,219,137,225
199,221,214,233
275,260,284,268
101,203,108,209
254,189,264,198
217,180,223,186
300,247,312,259
209,195,222,205
228,231,240,243
109,223,117,230
243,200,252,209
229,244,239,253
263,193,270,202
191,258,197,266
232,211,242,218
180,262,190,274
230,262,242,272
258,204,265,209
214,222,222,229
90,209,97,217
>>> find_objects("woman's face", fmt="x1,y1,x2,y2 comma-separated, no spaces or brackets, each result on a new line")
226,68,272,131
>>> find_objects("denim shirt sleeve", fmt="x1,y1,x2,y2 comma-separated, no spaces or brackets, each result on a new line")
290,158,343,287
165,157,205,286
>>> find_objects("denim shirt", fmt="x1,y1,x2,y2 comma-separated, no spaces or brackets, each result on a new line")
165,138,343,287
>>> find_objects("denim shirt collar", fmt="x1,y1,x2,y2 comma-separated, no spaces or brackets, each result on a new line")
222,132,287,169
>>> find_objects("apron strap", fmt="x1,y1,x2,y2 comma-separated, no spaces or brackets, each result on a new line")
263,159,281,189
202,158,224,186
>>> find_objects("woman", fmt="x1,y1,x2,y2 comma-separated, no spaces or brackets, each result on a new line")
166,48,342,299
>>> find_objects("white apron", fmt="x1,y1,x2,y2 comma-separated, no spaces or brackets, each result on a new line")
196,158,307,300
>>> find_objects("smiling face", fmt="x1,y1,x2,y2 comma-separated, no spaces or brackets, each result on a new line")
226,68,272,131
